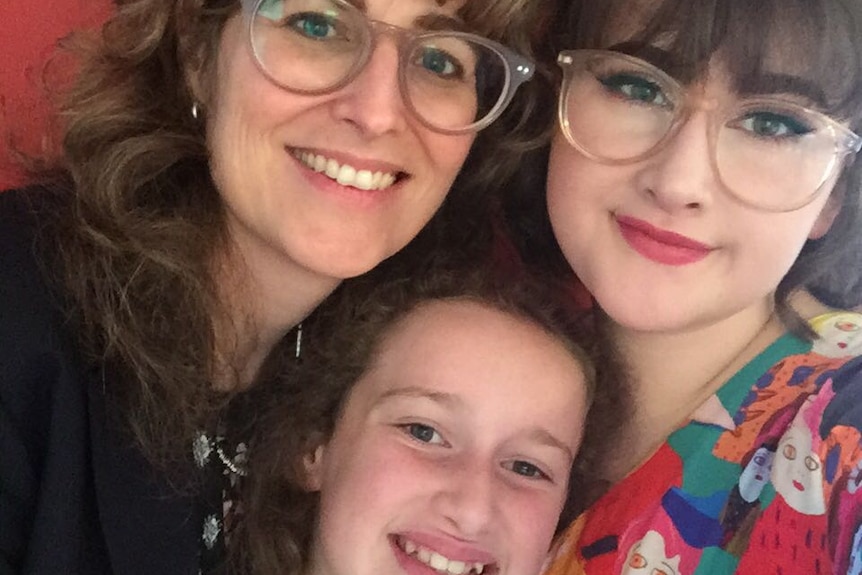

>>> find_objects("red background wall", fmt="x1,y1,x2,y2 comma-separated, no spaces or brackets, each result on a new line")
0,0,112,190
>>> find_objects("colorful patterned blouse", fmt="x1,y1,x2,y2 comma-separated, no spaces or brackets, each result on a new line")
544,312,862,575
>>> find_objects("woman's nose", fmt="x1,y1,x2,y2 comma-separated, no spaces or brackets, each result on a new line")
635,106,722,214
330,35,408,137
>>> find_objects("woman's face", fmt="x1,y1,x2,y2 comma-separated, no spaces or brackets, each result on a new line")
546,52,842,333
206,0,475,284
306,300,589,575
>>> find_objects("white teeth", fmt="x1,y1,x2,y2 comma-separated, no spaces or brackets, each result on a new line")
293,149,399,190
448,560,467,575
313,154,326,172
380,173,396,188
398,537,489,575
336,164,356,186
354,169,374,190
325,158,339,179
430,553,448,570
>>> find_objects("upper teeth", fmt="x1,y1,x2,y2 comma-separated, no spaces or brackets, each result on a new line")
294,150,397,191
401,537,488,575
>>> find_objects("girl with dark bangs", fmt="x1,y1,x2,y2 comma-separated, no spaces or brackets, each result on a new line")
506,0,862,573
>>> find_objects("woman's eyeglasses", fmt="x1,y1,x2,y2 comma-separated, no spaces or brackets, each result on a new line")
243,0,535,135
557,49,862,212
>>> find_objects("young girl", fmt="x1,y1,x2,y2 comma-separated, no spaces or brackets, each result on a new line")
510,0,862,573
233,268,621,575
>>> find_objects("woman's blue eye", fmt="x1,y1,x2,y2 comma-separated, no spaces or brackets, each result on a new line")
417,47,463,79
738,111,812,139
401,423,445,445
600,73,669,107
287,12,338,40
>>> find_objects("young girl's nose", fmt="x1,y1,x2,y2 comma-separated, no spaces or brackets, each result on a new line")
330,36,408,137
636,107,722,213
434,463,497,537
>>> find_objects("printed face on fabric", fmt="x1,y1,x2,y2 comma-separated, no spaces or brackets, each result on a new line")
304,299,590,575
545,11,855,334
205,0,479,284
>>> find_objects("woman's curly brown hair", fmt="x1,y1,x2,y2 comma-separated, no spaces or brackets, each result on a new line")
32,0,559,471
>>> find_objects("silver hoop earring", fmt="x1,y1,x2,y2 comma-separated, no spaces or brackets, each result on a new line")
191,102,200,120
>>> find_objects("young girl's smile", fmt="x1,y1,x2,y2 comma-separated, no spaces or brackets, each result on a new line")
304,299,590,575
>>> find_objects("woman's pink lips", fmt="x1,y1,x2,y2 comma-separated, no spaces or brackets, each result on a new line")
616,215,713,266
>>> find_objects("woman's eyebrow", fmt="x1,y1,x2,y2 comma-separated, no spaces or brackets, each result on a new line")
414,13,470,33
607,42,688,78
341,0,469,33
736,73,827,108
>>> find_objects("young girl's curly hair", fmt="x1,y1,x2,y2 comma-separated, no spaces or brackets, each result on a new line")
232,259,629,574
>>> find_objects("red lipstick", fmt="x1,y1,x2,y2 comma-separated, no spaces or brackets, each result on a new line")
616,215,713,266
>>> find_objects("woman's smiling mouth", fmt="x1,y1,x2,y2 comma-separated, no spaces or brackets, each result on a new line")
292,149,402,191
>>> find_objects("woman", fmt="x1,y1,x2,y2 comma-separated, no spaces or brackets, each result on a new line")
507,0,862,573
0,0,551,572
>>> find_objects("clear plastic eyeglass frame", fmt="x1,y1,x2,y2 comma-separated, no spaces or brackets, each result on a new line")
240,0,536,134
557,49,862,212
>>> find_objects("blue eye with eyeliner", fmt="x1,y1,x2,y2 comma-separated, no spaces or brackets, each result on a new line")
737,111,813,139
599,73,671,108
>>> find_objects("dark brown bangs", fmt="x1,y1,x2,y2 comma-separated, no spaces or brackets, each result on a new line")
556,0,862,121
717,0,862,121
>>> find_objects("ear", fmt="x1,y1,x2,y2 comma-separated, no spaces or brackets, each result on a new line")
808,192,842,240
301,444,326,492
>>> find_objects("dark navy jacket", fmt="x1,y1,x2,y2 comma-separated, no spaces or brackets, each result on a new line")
0,188,200,574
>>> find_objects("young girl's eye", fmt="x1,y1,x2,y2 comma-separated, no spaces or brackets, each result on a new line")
398,423,447,446
503,459,551,481
735,111,813,140
599,73,671,108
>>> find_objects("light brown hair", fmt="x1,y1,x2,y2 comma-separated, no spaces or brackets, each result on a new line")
35,0,557,470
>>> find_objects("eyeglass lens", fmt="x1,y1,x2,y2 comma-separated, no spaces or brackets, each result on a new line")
250,0,513,132
561,51,846,210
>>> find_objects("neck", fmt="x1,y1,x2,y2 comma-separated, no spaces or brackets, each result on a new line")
618,302,772,406
603,298,778,479
603,290,833,480
213,228,341,391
